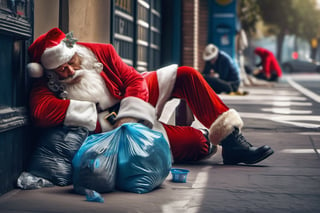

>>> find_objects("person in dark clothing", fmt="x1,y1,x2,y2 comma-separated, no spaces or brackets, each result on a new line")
202,44,246,95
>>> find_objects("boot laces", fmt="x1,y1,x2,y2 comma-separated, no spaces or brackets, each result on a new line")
234,129,252,147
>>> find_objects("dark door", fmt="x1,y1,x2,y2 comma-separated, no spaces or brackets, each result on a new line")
0,0,33,196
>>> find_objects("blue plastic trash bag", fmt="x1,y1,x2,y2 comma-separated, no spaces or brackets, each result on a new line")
72,123,172,194
116,123,172,194
72,129,120,194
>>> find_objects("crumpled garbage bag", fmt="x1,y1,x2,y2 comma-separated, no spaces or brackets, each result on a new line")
28,126,89,186
72,123,172,194
72,131,119,194
116,123,172,193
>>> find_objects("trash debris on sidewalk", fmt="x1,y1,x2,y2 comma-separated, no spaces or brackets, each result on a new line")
85,189,104,203
17,172,54,189
170,168,190,183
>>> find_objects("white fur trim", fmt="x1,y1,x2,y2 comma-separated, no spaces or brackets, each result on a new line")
64,100,97,131
41,42,75,70
152,120,174,163
98,110,113,132
155,64,178,118
208,109,243,145
27,63,44,78
117,97,156,128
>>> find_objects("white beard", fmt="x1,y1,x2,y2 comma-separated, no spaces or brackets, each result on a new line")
64,70,106,101
60,45,118,110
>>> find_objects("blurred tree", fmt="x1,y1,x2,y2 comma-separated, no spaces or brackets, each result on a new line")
257,0,320,60
238,0,261,34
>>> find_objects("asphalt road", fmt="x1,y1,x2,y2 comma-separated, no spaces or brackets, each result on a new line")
222,73,320,131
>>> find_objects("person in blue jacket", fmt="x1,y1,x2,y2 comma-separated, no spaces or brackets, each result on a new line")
202,44,244,94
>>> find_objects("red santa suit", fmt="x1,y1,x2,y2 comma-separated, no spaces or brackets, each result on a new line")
254,47,282,79
28,28,243,162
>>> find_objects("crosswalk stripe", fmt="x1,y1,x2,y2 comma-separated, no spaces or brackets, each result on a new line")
286,77,320,103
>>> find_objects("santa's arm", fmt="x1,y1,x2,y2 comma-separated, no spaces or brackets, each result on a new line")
106,44,156,128
74,43,156,129
29,80,97,131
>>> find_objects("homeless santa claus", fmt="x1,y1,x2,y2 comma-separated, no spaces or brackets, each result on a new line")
27,27,273,165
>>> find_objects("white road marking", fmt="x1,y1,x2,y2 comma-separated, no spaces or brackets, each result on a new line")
261,108,312,114
239,112,320,128
220,95,307,101
220,100,312,106
286,77,320,103
298,132,320,135
271,101,312,106
245,89,301,96
161,166,211,213
287,73,320,80
220,76,320,128
280,149,320,154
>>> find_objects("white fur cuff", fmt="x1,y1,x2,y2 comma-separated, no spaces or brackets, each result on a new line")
41,42,75,70
208,109,243,145
117,97,156,128
155,64,178,118
64,100,97,131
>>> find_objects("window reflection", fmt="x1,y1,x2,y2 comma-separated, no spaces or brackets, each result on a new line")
0,0,27,17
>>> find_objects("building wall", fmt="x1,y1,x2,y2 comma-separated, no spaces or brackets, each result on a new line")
181,0,208,71
33,0,111,43
181,0,195,67
33,0,210,69
69,0,110,43
33,0,59,39
198,0,209,71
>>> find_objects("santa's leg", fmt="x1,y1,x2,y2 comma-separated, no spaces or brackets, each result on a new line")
161,124,217,162
170,66,274,164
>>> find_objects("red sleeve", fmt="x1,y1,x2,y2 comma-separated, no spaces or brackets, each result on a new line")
270,56,283,77
263,56,272,78
29,80,70,127
77,42,149,102
109,45,149,100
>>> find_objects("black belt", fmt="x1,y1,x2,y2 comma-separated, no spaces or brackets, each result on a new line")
103,103,120,125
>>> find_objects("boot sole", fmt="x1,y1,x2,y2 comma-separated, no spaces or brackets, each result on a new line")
223,148,274,165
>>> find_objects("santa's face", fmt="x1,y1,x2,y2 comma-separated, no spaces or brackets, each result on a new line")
54,47,117,110
53,53,82,83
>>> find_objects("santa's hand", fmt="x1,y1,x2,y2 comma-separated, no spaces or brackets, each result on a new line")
114,117,139,128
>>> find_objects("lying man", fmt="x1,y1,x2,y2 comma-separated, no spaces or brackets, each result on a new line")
27,28,273,166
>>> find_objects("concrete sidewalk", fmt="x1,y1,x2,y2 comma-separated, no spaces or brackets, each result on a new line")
0,80,320,213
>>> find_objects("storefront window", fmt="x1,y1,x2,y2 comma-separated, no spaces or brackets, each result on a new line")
115,0,132,15
0,0,28,17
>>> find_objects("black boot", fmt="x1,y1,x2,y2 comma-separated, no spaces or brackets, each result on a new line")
220,128,274,165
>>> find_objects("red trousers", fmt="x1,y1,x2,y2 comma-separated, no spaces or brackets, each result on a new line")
145,66,229,162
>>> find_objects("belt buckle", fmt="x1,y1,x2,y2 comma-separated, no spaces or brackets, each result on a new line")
104,112,117,125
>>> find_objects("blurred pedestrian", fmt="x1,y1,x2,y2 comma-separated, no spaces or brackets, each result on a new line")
254,47,282,82
202,44,247,95
236,29,251,86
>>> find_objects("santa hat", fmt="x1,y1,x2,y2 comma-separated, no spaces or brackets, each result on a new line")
27,28,76,78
